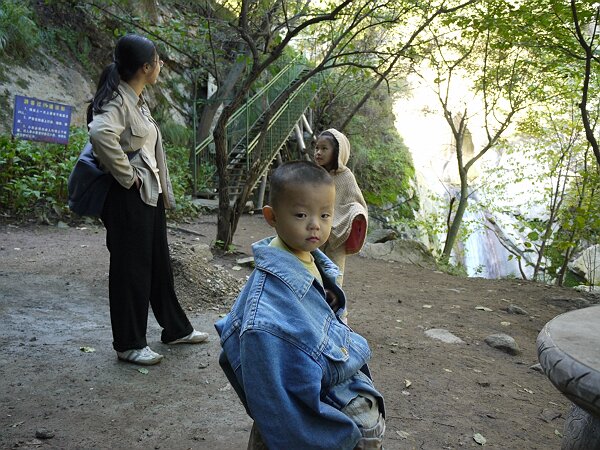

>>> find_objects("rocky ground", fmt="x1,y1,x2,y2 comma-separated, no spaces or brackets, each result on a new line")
1,212,597,449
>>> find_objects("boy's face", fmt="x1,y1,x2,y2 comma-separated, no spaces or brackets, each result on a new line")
263,182,335,261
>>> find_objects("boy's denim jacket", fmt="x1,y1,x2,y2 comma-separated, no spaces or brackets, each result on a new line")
215,237,385,450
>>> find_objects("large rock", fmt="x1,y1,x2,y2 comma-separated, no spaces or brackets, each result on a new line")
0,50,187,134
0,52,94,132
424,328,465,344
484,333,520,355
571,244,600,285
366,228,398,244
573,285,600,297
359,239,437,269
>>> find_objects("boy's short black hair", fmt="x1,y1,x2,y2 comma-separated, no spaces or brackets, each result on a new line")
269,160,333,207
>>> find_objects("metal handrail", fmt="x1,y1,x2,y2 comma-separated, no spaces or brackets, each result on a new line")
245,74,322,158
227,55,302,125
193,55,304,159
192,58,325,195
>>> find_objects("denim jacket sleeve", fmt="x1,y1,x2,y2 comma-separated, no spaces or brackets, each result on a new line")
241,329,362,450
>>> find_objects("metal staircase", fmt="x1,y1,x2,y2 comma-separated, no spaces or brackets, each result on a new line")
193,57,325,200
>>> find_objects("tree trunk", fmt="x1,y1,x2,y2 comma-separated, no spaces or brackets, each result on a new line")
214,119,233,248
339,54,402,132
556,244,574,287
571,0,600,167
198,61,247,142
442,173,469,262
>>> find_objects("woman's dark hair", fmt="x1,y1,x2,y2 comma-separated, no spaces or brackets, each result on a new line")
87,34,156,124
317,131,339,171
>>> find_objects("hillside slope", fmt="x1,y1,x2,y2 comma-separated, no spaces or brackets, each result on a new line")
0,52,94,133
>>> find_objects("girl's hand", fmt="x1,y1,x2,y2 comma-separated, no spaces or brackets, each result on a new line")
325,289,340,312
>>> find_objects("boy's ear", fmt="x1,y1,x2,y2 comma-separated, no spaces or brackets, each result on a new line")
262,205,276,227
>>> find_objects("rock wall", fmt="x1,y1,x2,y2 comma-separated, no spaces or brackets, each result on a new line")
571,244,600,285
0,53,95,134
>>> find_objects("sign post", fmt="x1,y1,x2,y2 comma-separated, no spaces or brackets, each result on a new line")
12,95,72,145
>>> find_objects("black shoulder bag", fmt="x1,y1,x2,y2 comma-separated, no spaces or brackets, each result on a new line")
67,142,139,217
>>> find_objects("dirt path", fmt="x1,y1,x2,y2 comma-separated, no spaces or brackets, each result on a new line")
0,213,595,449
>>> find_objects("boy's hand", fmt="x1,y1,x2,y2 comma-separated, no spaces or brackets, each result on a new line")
325,289,340,312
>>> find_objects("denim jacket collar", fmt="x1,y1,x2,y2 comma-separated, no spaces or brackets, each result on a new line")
252,237,340,299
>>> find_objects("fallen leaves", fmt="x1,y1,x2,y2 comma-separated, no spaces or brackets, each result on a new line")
395,430,410,439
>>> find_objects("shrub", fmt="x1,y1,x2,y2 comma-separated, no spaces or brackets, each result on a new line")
0,0,41,60
163,144,201,220
0,128,201,222
0,128,88,218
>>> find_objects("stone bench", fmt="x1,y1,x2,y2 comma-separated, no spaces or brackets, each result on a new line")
537,305,600,449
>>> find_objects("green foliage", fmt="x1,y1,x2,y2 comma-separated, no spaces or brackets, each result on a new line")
160,144,201,221
546,168,600,280
352,124,416,219
214,240,236,253
159,119,193,148
561,269,587,288
0,128,88,218
0,88,11,130
477,95,600,284
436,258,468,277
194,160,217,193
0,0,41,60
0,128,202,222
42,27,94,72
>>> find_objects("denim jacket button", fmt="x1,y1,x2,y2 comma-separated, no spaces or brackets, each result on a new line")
340,347,348,356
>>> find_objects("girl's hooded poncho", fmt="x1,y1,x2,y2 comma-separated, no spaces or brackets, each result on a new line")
324,128,368,254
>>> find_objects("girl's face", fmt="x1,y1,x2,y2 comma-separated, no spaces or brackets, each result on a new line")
314,137,336,170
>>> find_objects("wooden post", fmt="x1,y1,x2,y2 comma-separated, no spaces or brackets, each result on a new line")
294,124,306,159
257,172,268,210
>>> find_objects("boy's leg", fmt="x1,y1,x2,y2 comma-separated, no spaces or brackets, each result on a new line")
352,414,385,450
342,394,386,450
247,423,269,450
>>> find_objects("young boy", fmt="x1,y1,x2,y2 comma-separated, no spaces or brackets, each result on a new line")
215,161,385,449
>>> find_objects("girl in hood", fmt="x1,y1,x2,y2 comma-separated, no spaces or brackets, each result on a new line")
314,128,368,316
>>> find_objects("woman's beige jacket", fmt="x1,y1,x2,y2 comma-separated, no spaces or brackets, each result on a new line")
88,82,176,209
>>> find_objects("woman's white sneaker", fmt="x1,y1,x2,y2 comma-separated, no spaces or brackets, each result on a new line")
167,330,209,345
117,346,164,365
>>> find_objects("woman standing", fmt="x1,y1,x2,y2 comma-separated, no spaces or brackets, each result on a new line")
88,33,208,365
